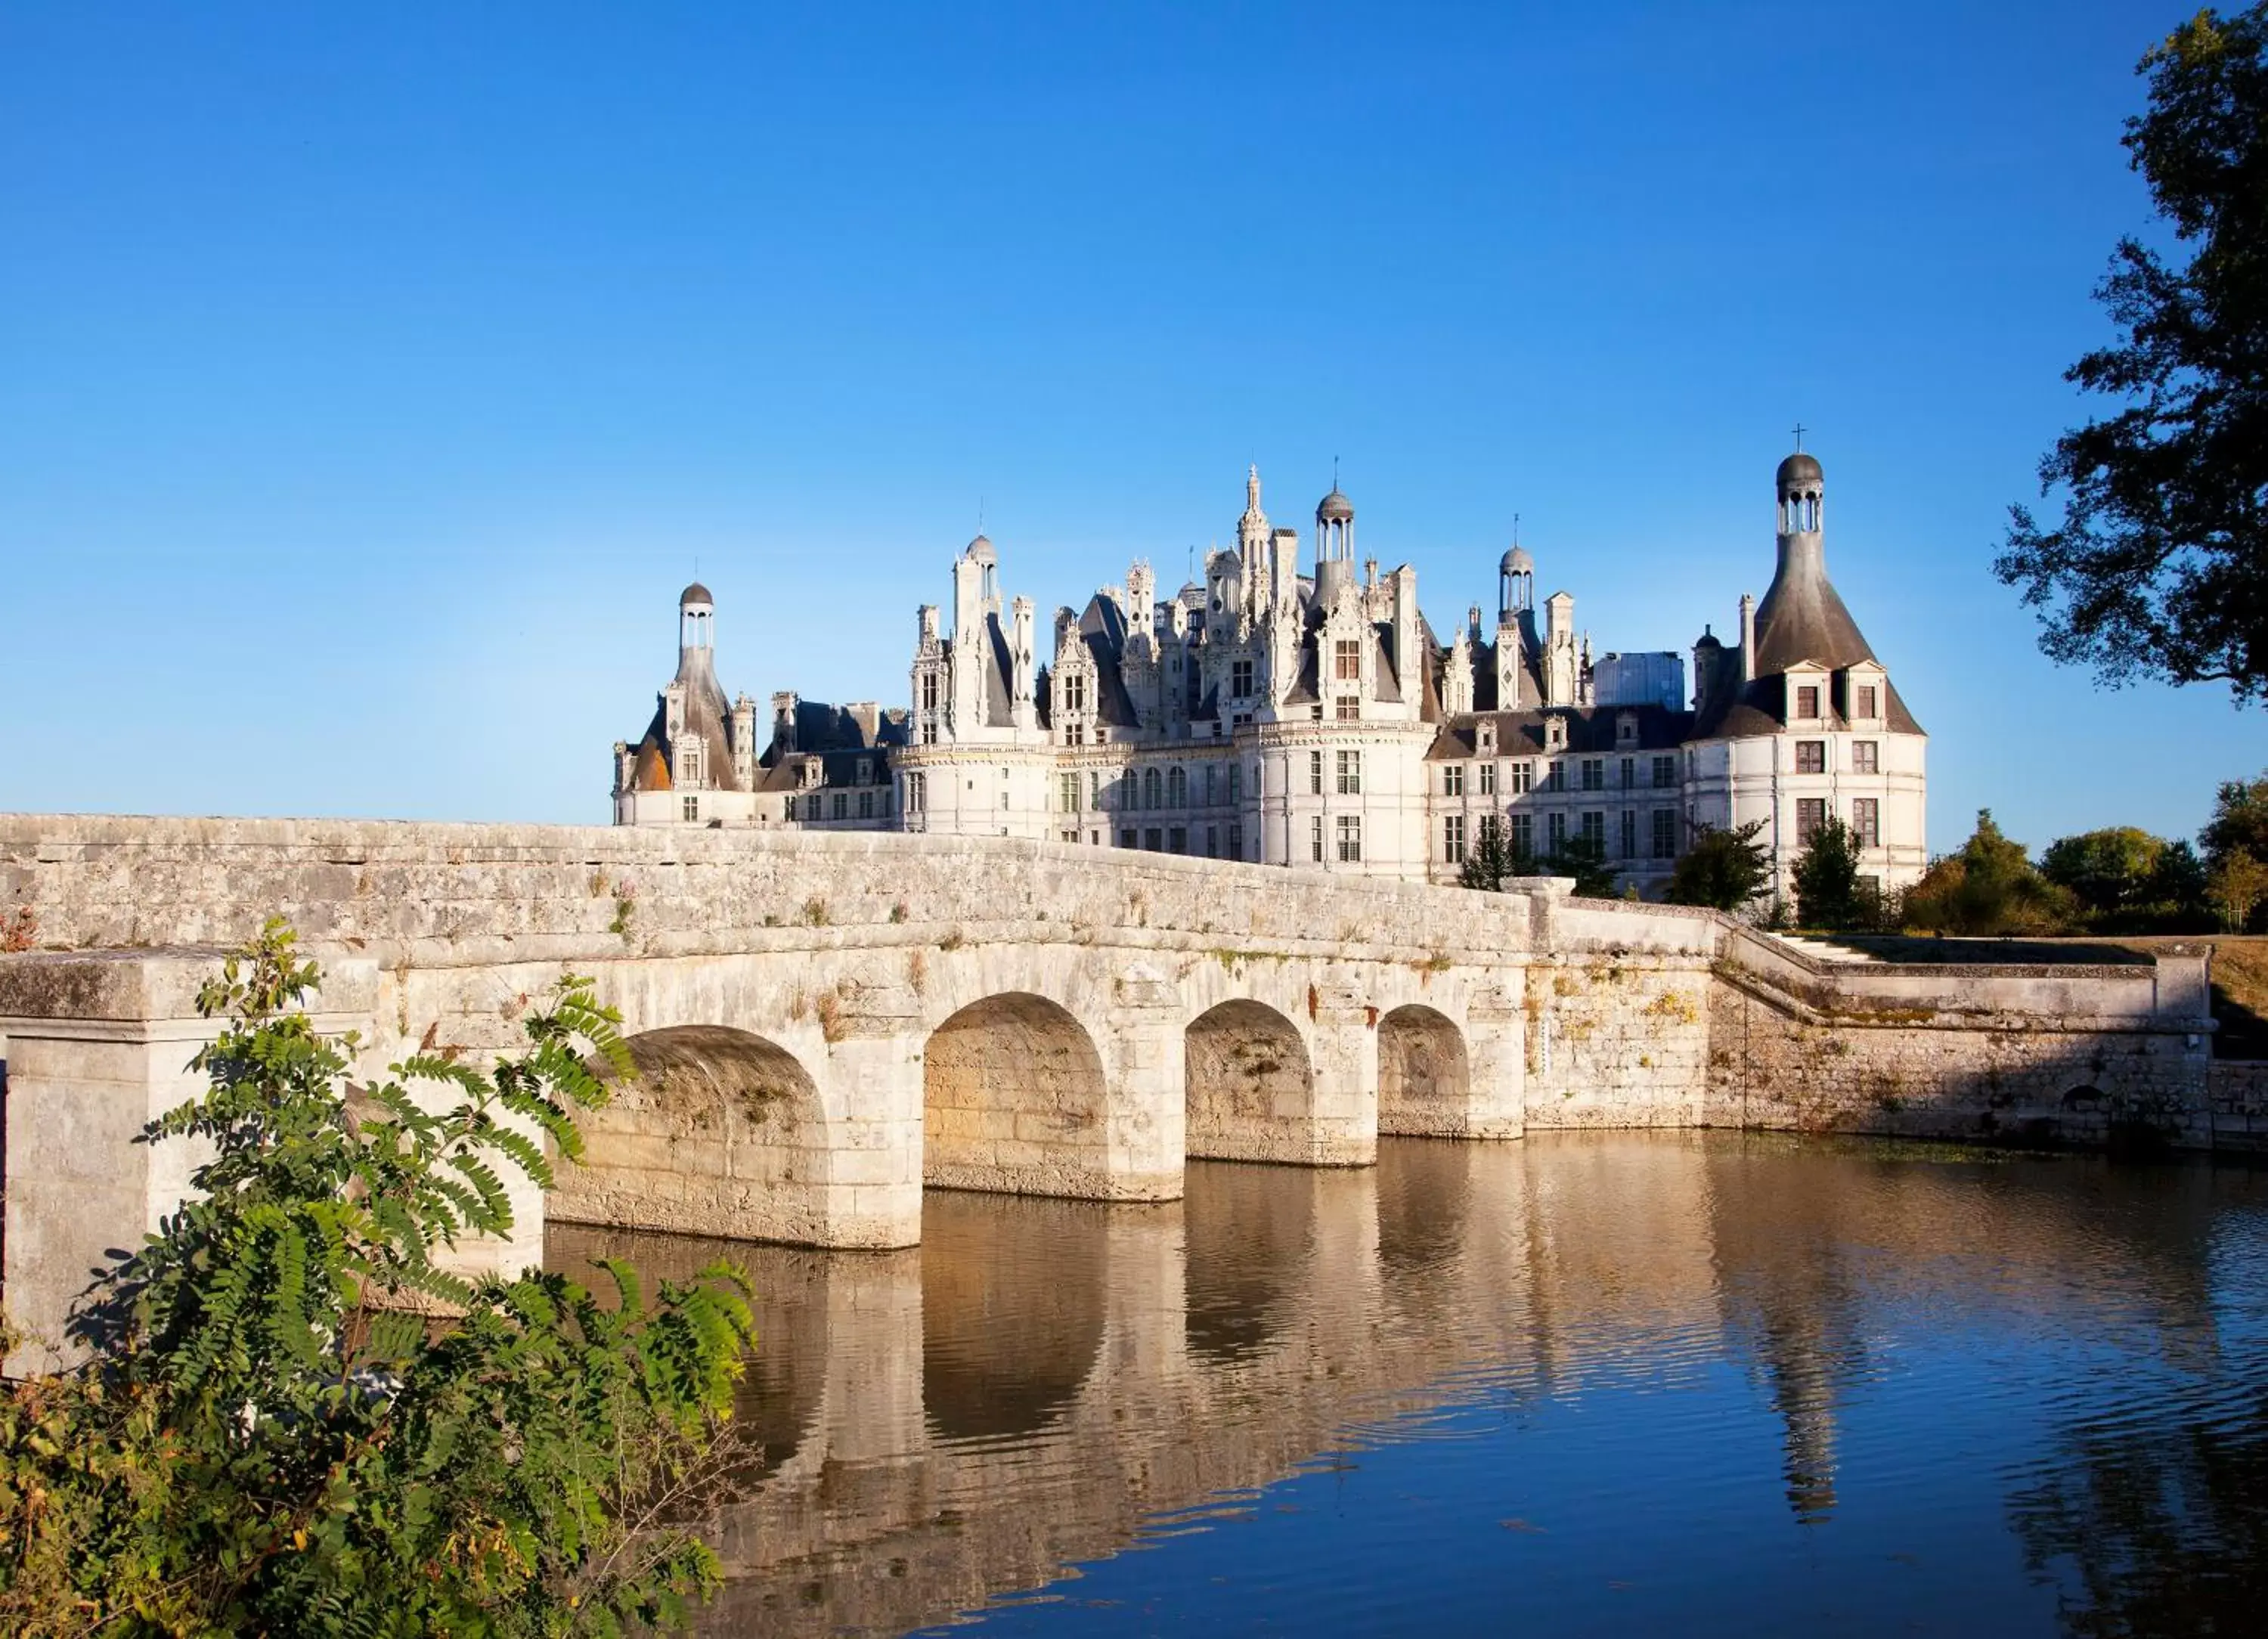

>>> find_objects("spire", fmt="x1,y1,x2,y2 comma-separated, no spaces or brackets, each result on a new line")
1755,447,1873,674
1245,463,1261,514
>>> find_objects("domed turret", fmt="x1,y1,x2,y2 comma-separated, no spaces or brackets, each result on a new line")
1498,543,1535,620
1776,451,1823,492
1777,449,1823,537
679,582,714,655
1312,472,1356,598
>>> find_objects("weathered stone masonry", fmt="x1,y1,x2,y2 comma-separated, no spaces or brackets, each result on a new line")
0,815,2218,1371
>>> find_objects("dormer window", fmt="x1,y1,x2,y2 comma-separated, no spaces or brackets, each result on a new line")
1796,685,1821,720
1616,713,1638,747
1477,723,1495,755
1855,683,1878,719
1545,717,1568,751
857,758,873,785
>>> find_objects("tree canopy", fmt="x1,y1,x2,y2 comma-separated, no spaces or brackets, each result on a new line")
1904,810,2079,937
1542,833,1619,899
2204,770,2268,928
1996,4,2268,702
2040,826,2215,931
1458,814,1525,893
1665,820,1774,912
1792,815,1870,930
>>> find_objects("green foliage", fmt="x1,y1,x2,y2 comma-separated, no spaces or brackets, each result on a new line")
1996,4,2268,702
1457,814,1526,893
2205,770,2268,928
1792,815,1871,931
1903,810,2080,937
2214,849,2268,931
1666,820,1773,912
2040,826,2217,931
1542,832,1618,899
2204,770,2268,867
0,920,755,1636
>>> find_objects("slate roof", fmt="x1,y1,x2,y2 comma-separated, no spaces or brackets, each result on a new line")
626,646,743,793
1424,702,1697,761
1691,534,1926,739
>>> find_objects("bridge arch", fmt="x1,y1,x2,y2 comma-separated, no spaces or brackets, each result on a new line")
550,1023,834,1247
1377,1004,1472,1137
1185,999,1318,1163
924,992,1110,1196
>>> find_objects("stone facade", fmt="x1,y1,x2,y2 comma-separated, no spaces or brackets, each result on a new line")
0,814,2214,1374
610,583,907,832
615,450,1926,906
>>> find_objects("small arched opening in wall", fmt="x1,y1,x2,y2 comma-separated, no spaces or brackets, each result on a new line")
924,993,1109,1195
551,1024,829,1247
1185,999,1315,1163
1377,1005,1471,1136
922,1191,1109,1442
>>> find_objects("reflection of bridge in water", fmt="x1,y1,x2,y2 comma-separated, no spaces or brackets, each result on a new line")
550,1134,2235,1637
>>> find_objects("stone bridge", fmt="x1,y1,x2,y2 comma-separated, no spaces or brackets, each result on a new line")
0,815,2226,1370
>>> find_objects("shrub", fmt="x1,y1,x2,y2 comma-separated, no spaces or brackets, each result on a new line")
0,921,754,1635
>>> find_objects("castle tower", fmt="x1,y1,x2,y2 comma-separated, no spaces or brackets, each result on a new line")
1314,481,1356,602
950,534,999,732
1684,445,1929,904
1238,465,1271,615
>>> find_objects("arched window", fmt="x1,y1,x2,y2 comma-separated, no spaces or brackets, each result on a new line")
1167,766,1188,808
1143,767,1163,810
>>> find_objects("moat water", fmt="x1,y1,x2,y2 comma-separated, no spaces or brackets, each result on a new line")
548,1133,2268,1637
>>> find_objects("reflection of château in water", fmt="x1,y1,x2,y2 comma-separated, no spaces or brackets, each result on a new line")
550,1137,2229,1636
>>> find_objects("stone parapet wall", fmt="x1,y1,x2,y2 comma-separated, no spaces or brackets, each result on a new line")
0,812,1561,972
1703,928,2214,1147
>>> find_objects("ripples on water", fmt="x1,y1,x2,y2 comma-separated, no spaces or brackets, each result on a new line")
546,1132,2268,1637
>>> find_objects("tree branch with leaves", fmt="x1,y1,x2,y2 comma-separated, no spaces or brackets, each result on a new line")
1997,4,2268,702
0,920,757,1637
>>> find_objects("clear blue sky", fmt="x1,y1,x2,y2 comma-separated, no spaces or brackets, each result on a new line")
4,2,2260,854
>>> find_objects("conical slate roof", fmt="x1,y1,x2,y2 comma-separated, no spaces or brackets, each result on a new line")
627,641,744,792
1694,516,1923,739
1750,534,1878,677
